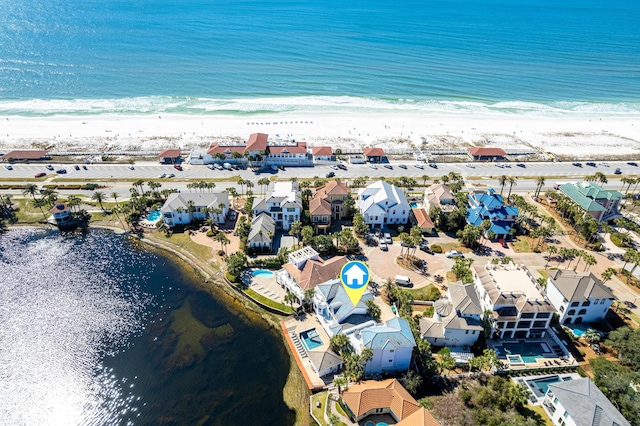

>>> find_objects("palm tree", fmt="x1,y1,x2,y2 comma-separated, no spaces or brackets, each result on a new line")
258,177,270,195
506,176,517,200
498,175,508,196
421,174,429,187
91,191,107,210
22,183,39,200
583,254,597,271
545,245,557,268
284,292,298,310
111,192,120,206
31,197,49,220
534,176,546,199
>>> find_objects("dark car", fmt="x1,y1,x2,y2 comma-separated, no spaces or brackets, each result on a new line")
337,164,347,170
627,162,637,166
82,165,87,170
586,162,596,167
429,163,438,169
74,165,80,170
173,164,183,171
572,162,582,167
56,169,67,174
615,168,622,174
383,164,393,169
34,172,46,178
398,164,407,169
420,244,433,254
326,171,335,178
517,163,526,168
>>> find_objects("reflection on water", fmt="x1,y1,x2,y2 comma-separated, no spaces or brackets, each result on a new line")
0,229,295,425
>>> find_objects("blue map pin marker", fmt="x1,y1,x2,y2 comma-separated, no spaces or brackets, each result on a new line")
340,261,371,306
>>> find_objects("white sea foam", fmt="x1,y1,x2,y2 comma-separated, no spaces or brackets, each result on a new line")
1,95,639,117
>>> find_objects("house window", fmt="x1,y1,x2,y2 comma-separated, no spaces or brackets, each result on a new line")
571,302,579,307
563,411,569,419
578,309,587,315
601,299,606,304
582,301,590,307
521,313,535,319
472,330,476,334
465,330,469,334
434,338,438,342
553,397,558,405
567,310,575,316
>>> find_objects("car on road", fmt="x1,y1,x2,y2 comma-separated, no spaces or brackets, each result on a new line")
168,173,175,178
46,164,54,170
384,233,392,244
5,165,13,170
383,164,393,169
369,164,378,169
74,165,80,170
517,163,526,168
445,250,464,258
429,163,438,169
398,164,407,169
598,162,609,167
419,243,433,254
337,164,347,170
586,162,596,167
627,162,637,166
331,165,339,170
572,162,582,167
56,169,67,174
158,173,167,178
414,163,424,169
82,165,88,170
379,241,388,251
34,172,46,178
466,164,475,168
128,165,135,170
623,300,637,309
615,168,622,174
173,164,183,171
326,171,335,178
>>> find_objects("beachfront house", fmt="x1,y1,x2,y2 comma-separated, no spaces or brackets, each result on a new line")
467,147,507,162
1,150,49,162
542,377,630,426
546,270,614,326
160,192,229,228
265,141,312,167
425,184,457,213
311,146,333,162
49,203,72,226
340,379,440,425
473,262,555,339
314,180,351,220
357,181,410,228
313,279,416,375
252,181,301,231
276,247,347,303
419,281,483,348
363,147,386,163
157,149,181,164
557,181,623,223
247,212,276,252
466,188,519,241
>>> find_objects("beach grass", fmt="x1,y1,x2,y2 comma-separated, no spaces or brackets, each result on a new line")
245,288,295,314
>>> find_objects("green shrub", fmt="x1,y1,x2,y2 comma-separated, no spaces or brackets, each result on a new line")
592,242,605,252
217,250,225,256
206,230,214,237
610,232,630,248
83,183,99,190
431,244,443,253
225,271,238,283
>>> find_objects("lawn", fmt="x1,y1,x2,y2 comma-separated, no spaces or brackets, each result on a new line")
310,392,348,426
512,236,531,253
524,404,553,426
156,232,215,261
12,198,48,223
407,284,442,301
245,288,295,314
537,269,549,280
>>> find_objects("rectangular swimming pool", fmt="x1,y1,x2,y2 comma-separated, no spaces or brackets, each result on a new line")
499,341,551,364
300,329,323,350
525,375,574,398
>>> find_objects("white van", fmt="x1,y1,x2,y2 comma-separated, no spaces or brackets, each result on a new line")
395,275,412,287
223,162,232,170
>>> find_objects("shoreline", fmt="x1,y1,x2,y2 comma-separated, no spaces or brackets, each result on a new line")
1,111,639,160
5,224,311,426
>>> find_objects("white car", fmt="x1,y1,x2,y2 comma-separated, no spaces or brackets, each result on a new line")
379,241,388,251
466,164,475,168
384,233,392,244
128,165,135,170
331,165,339,170
414,163,424,169
369,164,378,169
599,162,609,167
167,173,175,178
158,173,167,178
445,250,464,258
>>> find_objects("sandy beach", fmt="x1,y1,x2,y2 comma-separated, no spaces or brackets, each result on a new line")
1,112,639,160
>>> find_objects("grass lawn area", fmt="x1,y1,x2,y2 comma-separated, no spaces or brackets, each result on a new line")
12,198,48,223
406,284,442,301
245,288,295,314
512,236,531,253
446,271,457,283
524,404,553,426
437,242,461,250
311,392,327,425
156,232,215,261
537,269,549,280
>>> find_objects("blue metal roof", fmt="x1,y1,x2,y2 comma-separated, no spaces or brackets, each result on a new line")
360,317,416,350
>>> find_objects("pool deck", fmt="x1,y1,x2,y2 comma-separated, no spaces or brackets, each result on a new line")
512,373,581,405
242,268,287,303
488,329,577,371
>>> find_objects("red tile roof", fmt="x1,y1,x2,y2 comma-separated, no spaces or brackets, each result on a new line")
412,208,434,229
157,149,181,158
269,142,307,155
283,256,347,290
312,146,332,156
341,379,420,421
309,197,331,216
468,147,507,157
1,150,48,160
397,407,441,426
363,147,385,157
206,142,246,156
246,133,268,151
314,180,350,199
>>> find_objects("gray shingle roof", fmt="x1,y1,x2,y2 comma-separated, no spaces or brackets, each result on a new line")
161,192,228,212
248,212,276,243
548,378,630,426
549,270,614,302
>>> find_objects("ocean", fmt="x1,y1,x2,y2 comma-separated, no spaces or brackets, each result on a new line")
0,0,639,116
0,229,295,426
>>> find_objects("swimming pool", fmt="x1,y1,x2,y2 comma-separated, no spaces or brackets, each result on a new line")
499,341,551,364
252,269,274,278
300,329,323,350
568,324,589,337
146,209,161,222
525,375,574,398
365,422,389,426
410,202,418,208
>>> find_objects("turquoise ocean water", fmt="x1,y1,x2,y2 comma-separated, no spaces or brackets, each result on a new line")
0,0,639,116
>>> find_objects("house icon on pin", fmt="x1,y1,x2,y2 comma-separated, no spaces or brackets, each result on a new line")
343,263,367,287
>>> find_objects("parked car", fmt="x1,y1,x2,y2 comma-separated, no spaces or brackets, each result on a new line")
517,163,526,168
419,243,433,254
82,165,87,170
466,164,475,168
173,164,183,171
167,173,175,178
445,250,464,258
615,168,622,174
128,165,135,170
5,165,12,170
384,164,393,169
495,163,504,168
572,162,582,167
398,164,407,169
158,173,167,178
627,162,637,166
34,172,46,178
384,233,392,244
429,163,438,169
598,162,609,167
74,165,80,170
379,241,388,251
586,162,596,167
414,163,424,169
331,165,339,170
395,275,412,287
337,164,347,170
46,164,54,170
499,238,508,249
207,164,215,170
326,171,335,178
369,164,378,169
56,169,67,174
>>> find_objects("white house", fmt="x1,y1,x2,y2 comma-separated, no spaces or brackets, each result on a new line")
473,262,555,339
313,279,416,375
419,281,484,347
542,378,630,426
253,181,302,231
357,181,410,228
546,270,614,326
160,192,229,228
49,203,72,226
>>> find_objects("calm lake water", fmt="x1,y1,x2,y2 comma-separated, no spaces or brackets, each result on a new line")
0,228,295,426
